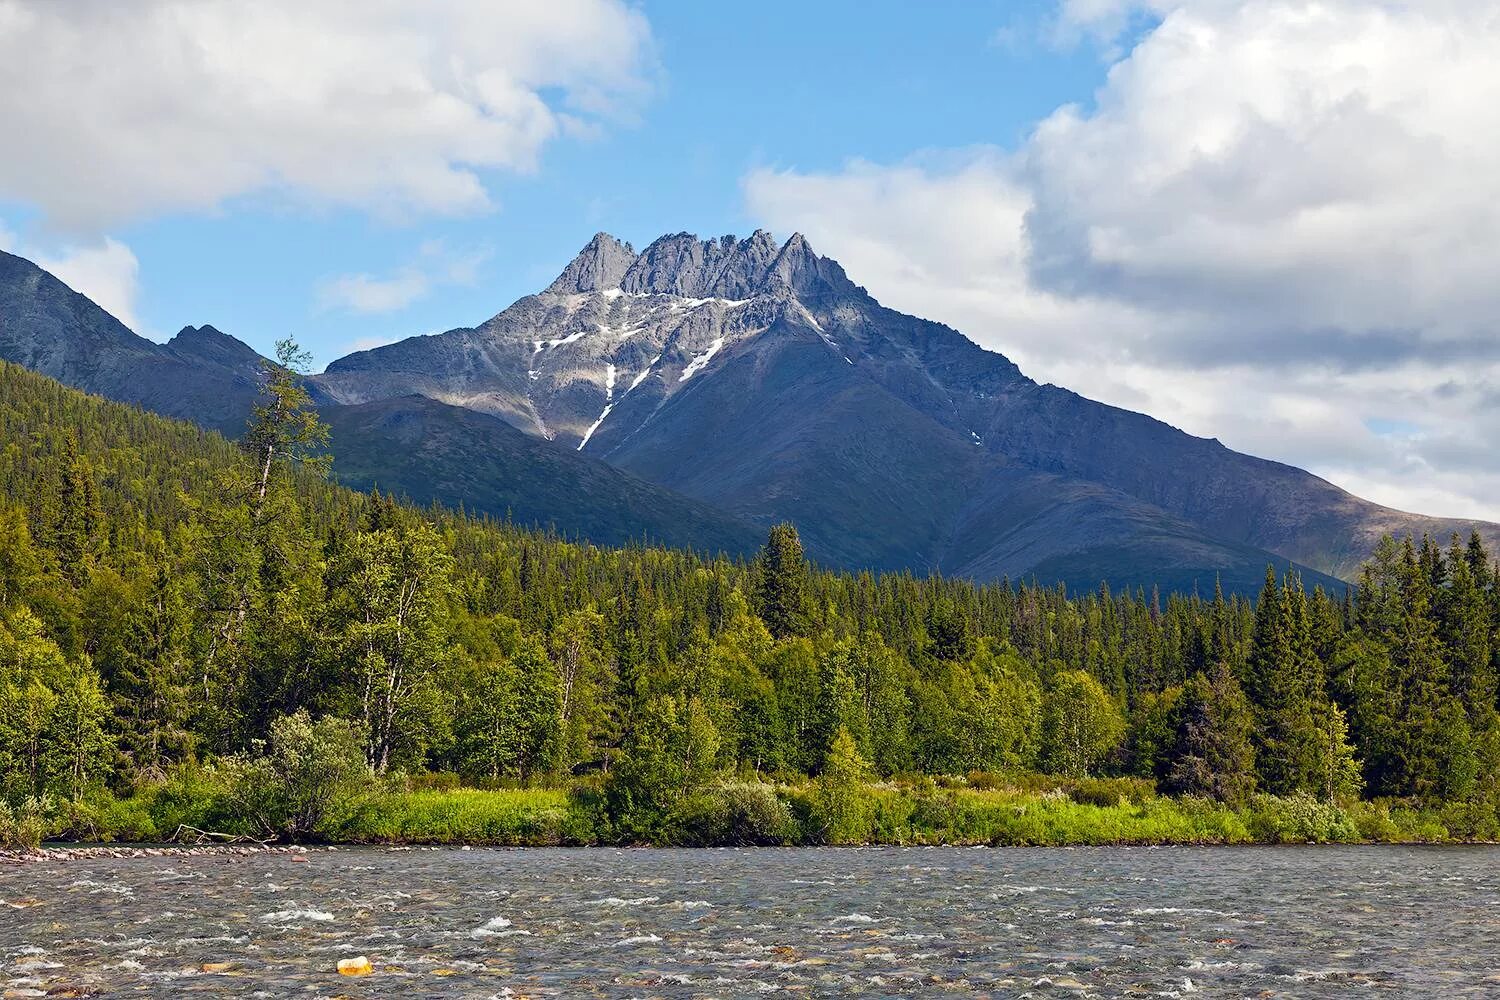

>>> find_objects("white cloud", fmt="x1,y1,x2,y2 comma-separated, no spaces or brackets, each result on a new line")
1,222,144,333
316,239,491,315
0,0,655,231
746,0,1500,520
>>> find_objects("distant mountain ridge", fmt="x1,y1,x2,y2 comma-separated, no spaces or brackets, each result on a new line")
3,237,1496,594
0,248,763,557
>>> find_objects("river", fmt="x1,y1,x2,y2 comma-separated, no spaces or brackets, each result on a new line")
3,845,1497,997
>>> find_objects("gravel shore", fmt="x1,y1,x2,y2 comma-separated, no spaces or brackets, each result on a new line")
0,844,328,866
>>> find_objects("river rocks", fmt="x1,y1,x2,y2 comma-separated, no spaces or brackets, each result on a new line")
336,956,373,977
0,844,332,866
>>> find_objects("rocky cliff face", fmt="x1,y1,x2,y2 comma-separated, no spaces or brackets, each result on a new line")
5,235,1495,592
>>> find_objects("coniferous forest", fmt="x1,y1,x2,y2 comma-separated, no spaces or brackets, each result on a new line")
1,352,1497,849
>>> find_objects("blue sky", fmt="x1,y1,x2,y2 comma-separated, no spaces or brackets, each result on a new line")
6,0,1117,367
1,0,1497,520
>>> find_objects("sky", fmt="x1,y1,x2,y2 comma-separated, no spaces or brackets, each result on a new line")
0,0,1497,521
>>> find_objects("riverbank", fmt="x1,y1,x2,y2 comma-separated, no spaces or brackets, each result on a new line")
10,776,1479,852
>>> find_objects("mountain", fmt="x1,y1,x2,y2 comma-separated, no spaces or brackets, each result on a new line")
0,250,269,436
322,394,760,554
0,248,760,559
316,230,1499,589
4,235,1495,593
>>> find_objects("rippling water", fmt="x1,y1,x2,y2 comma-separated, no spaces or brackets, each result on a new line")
3,845,1498,997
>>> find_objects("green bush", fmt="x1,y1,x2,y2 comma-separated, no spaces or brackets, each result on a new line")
46,791,159,842
261,712,373,838
1068,776,1156,808
665,782,798,846
562,785,611,845
813,729,875,845
1438,799,1498,842
0,796,47,851
1245,793,1360,844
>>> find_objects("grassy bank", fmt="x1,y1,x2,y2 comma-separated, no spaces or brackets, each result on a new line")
7,773,1472,851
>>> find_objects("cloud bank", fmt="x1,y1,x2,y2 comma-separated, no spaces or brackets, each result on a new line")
747,0,1500,519
0,0,656,231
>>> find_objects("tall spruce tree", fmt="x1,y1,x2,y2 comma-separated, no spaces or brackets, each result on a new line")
1163,664,1256,803
754,523,809,639
50,434,104,583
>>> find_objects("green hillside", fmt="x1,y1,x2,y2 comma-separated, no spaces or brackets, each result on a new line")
1,358,1498,847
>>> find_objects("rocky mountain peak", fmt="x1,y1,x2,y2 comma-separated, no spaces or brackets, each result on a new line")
763,232,853,300
164,324,267,372
597,229,853,302
545,232,638,294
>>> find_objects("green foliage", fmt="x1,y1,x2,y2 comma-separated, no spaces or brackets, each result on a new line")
1244,792,1361,844
1041,670,1125,777
1163,667,1257,803
754,523,809,639
665,782,798,846
0,796,47,851
1,360,1497,846
814,726,874,844
224,711,373,840
0,608,113,801
604,693,721,841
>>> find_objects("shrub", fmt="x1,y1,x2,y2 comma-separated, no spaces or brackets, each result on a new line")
47,791,158,842
665,782,798,846
216,712,373,840
1068,776,1157,808
813,729,875,844
0,796,47,852
1245,793,1360,844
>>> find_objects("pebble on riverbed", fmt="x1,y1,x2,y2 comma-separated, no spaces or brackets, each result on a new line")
337,956,374,977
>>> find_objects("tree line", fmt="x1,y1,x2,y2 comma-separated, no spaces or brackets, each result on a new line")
1,353,1496,835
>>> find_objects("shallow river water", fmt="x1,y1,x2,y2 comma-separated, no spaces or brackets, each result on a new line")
2,845,1498,997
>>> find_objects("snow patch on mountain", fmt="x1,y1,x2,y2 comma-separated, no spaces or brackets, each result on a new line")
680,338,725,382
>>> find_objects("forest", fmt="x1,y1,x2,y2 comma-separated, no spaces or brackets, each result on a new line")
1,348,1497,850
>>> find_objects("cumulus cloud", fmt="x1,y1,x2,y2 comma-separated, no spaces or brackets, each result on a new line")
317,239,490,315
0,223,143,332
746,0,1500,520
0,0,656,231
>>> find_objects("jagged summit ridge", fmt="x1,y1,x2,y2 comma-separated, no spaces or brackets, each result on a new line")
545,233,637,294
544,229,854,302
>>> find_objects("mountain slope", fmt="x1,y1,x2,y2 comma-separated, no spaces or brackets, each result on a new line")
0,250,269,436
323,394,761,555
0,250,760,559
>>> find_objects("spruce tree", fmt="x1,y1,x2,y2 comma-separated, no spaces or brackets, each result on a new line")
50,434,104,583
1164,664,1256,803
754,523,809,639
